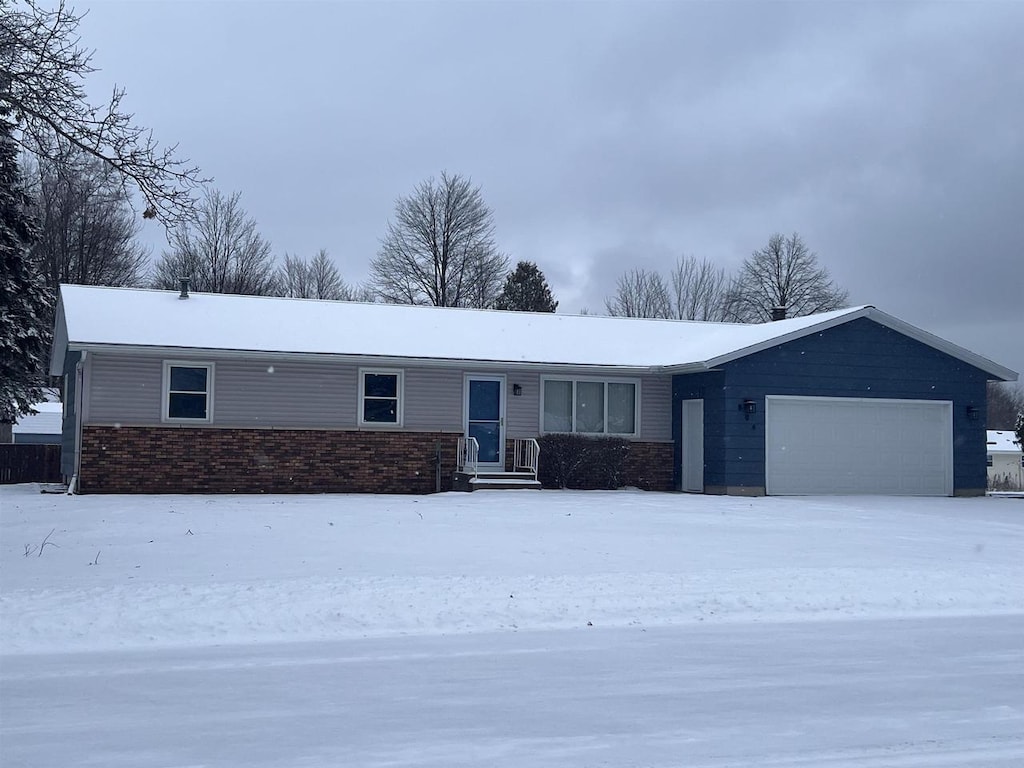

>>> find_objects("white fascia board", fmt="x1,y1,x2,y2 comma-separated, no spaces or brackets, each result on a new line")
862,307,1019,382
49,297,69,377
64,343,655,377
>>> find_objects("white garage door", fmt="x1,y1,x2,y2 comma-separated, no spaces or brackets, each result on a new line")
765,396,953,496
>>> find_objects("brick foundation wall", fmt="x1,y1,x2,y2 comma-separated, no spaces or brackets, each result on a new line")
80,426,461,494
622,441,675,491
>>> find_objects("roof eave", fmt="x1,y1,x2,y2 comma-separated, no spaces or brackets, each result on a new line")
63,342,657,375
673,307,1018,382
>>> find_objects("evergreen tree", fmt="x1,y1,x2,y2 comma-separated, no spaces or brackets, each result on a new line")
1,116,50,425
494,261,558,312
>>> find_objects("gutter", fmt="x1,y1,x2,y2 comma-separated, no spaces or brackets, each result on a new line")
68,350,87,495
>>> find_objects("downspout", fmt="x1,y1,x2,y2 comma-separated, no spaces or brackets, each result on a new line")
67,350,87,494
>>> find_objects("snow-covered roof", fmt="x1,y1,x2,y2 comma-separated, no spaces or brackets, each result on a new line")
987,430,1022,453
51,285,1018,380
12,402,63,435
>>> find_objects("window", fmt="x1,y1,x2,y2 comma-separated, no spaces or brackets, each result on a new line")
986,454,993,467
359,369,403,426
163,362,213,422
541,377,639,437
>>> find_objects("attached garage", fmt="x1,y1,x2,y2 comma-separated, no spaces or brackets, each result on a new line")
765,396,953,496
671,311,1015,497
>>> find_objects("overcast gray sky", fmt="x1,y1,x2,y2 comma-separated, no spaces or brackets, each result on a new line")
77,0,1022,378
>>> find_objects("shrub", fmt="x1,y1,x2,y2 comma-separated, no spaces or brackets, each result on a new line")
537,434,630,489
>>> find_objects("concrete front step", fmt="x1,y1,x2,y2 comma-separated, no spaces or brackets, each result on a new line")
469,477,542,491
452,470,542,492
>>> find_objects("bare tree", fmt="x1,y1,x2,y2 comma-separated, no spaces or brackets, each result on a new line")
276,253,313,299
605,268,671,318
27,147,149,290
370,172,509,308
722,232,848,322
151,190,277,295
274,248,364,300
988,382,1024,430
1,0,205,223
669,255,728,321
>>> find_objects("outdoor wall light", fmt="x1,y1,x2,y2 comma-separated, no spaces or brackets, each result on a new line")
966,405,980,421
741,399,757,415
513,383,523,397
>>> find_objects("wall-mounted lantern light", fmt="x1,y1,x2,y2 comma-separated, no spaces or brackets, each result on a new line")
741,399,757,415
513,383,523,397
966,405,980,421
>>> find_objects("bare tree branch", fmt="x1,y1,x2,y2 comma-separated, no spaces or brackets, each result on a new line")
1,0,207,225
275,248,366,301
669,254,728,321
605,268,671,318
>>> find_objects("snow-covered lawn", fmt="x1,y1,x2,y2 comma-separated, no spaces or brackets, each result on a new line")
2,486,1023,766
2,486,1022,652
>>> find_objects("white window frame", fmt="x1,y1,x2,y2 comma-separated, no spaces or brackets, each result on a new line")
162,361,215,424
539,375,641,438
358,368,404,427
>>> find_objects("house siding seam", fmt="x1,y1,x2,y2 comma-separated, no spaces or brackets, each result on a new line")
79,426,461,494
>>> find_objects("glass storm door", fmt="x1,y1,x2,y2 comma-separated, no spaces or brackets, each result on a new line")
466,376,504,468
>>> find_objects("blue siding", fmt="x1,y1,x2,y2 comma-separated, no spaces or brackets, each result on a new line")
671,372,724,490
673,318,990,494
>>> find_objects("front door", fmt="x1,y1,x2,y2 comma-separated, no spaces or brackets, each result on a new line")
465,375,505,469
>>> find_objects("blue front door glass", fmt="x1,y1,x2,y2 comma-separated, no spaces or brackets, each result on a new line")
468,379,502,464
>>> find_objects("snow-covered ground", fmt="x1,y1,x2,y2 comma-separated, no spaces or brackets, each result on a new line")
2,486,1023,766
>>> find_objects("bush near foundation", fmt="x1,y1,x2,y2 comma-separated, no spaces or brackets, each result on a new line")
537,434,630,490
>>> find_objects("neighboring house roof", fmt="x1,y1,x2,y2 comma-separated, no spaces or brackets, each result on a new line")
987,430,1023,454
50,285,1018,381
12,402,63,436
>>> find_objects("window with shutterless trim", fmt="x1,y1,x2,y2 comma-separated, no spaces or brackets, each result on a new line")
162,361,214,423
540,376,639,437
358,368,404,426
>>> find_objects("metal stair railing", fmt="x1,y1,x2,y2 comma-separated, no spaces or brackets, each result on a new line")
513,438,541,481
457,436,480,478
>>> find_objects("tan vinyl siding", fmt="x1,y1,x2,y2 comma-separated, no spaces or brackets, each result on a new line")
84,353,673,440
506,371,541,437
214,360,356,428
88,354,163,424
639,374,672,441
404,368,462,431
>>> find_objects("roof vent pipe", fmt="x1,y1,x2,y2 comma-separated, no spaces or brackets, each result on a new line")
179,277,190,300
771,305,787,321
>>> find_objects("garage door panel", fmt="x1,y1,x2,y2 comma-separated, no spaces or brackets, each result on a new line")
766,397,952,496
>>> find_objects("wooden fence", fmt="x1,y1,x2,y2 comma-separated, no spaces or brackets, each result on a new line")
0,444,63,484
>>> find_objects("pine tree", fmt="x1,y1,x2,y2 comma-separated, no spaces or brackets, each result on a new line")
1,115,50,425
494,261,558,313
